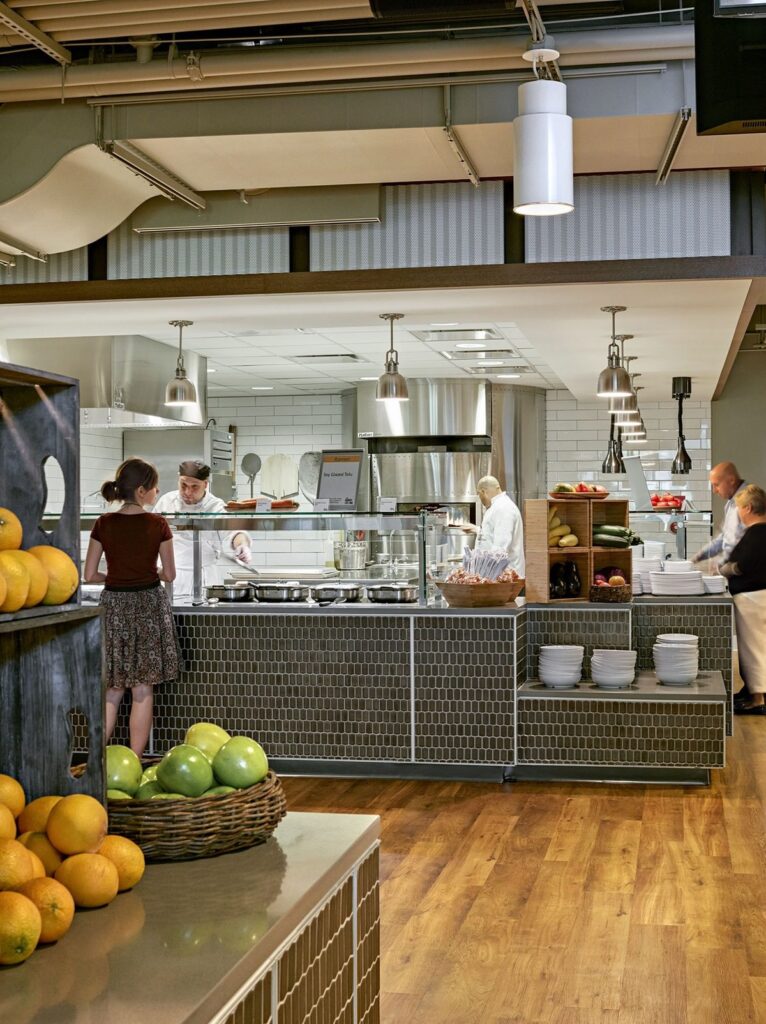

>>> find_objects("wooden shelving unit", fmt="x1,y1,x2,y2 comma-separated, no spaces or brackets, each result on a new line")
525,498,632,603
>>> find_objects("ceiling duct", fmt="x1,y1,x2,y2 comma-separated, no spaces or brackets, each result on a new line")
2,335,206,428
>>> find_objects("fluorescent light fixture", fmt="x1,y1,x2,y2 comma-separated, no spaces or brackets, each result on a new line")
456,343,488,350
207,368,216,373
251,386,274,391
513,79,574,216
655,107,692,185
0,250,16,269
431,322,459,327
496,373,522,379
105,141,206,211
359,377,378,381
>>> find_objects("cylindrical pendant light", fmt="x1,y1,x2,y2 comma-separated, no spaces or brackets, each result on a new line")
597,307,632,398
376,313,408,401
513,77,574,216
165,319,197,407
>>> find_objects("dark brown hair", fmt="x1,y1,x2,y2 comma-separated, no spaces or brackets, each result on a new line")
101,458,159,504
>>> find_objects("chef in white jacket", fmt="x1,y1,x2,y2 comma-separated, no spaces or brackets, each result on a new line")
153,460,251,598
463,475,525,576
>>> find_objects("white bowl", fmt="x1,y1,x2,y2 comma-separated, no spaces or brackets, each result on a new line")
656,634,698,645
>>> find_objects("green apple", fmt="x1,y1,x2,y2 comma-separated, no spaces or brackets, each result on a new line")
157,744,214,797
204,785,236,797
151,792,188,800
140,765,158,785
213,737,269,789
106,745,143,796
106,789,132,801
135,781,164,800
185,722,231,762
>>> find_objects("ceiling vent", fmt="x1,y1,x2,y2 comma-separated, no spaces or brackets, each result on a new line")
464,365,533,375
411,328,505,343
443,348,521,362
291,353,362,364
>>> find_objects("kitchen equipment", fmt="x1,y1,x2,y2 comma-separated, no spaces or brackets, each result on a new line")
241,453,262,499
445,525,476,561
298,451,322,504
364,583,418,604
252,582,309,602
333,541,367,571
310,583,362,605
205,583,254,602
124,425,235,500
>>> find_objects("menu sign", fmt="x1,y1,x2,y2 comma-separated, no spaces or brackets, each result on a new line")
316,449,364,511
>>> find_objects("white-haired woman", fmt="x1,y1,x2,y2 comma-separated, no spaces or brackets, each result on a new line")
722,484,766,715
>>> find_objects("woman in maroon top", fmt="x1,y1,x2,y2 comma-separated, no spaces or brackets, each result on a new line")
84,458,179,757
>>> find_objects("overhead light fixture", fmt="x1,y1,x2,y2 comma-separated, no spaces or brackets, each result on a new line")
655,107,692,185
0,251,15,269
513,45,574,217
207,368,216,373
104,141,206,211
496,373,522,379
376,313,408,402
251,386,274,391
359,377,379,382
164,320,197,407
431,322,459,327
671,375,692,474
602,416,625,474
456,343,488,350
597,307,632,398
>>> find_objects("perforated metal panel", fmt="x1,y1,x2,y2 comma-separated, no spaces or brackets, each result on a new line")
0,247,88,285
311,181,504,270
525,170,731,262
107,221,289,278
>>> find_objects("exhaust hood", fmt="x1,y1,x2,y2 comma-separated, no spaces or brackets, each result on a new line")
2,335,206,427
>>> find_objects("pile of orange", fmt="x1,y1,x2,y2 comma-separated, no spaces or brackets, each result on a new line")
0,773,145,966
0,507,80,612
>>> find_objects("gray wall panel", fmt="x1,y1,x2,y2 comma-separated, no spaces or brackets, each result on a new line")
0,247,88,285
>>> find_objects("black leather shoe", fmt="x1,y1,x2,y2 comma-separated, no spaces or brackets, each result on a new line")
734,703,766,715
734,689,751,704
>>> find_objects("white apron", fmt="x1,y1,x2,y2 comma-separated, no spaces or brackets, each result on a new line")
734,590,766,694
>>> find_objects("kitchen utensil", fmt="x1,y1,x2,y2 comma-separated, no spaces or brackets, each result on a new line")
241,453,262,500
252,582,309,602
205,583,254,603
365,583,418,604
333,540,367,571
298,451,323,504
309,583,362,605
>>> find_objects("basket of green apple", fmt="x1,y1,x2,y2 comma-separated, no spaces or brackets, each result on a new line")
103,724,287,861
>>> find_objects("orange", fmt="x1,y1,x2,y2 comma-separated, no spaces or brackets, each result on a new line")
0,571,6,608
0,838,35,891
26,850,46,879
0,550,29,612
0,891,41,965
18,795,61,835
97,835,145,891
0,774,25,818
0,507,22,551
27,545,79,606
46,793,107,855
0,802,16,840
17,877,74,943
18,832,62,876
6,550,49,607
55,853,119,908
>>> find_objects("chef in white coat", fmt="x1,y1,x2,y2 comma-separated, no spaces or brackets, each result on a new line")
153,460,252,598
463,475,525,576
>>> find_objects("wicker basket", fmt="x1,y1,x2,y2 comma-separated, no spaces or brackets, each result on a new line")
435,578,524,608
83,762,287,862
589,584,632,603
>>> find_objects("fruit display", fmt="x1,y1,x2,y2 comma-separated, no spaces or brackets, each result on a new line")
0,774,145,967
593,567,627,588
550,482,609,496
0,507,79,612
592,524,633,549
650,491,685,510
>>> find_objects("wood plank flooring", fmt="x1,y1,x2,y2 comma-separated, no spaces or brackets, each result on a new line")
282,718,766,1024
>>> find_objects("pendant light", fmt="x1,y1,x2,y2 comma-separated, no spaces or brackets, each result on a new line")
597,307,632,398
608,347,639,419
376,313,408,402
622,382,646,441
602,415,625,474
671,376,692,474
513,44,574,216
165,319,197,407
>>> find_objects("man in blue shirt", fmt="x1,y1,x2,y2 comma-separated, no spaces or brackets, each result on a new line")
692,461,746,567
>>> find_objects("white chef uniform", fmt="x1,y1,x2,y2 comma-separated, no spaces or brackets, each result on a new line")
476,491,525,576
153,489,247,597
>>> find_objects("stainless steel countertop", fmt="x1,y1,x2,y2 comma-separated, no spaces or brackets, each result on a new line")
173,600,526,616
518,670,727,702
0,811,379,1024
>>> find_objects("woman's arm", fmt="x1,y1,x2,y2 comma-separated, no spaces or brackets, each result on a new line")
158,538,176,582
83,538,106,583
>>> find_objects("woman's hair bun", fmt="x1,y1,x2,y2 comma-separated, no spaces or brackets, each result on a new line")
101,480,121,503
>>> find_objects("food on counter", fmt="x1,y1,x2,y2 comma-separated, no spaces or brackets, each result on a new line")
6,550,48,607
0,803,15,839
0,551,29,612
185,722,231,762
592,524,633,549
97,835,145,892
558,534,579,547
55,852,120,908
46,794,108,856
0,774,25,819
225,498,299,510
105,745,143,797
651,491,685,510
445,566,520,585
18,795,61,835
18,832,62,876
551,483,608,494
550,560,581,598
0,508,22,551
16,877,75,943
157,744,215,798
0,890,42,964
552,483,576,493
213,737,269,789
27,545,79,605
594,567,628,588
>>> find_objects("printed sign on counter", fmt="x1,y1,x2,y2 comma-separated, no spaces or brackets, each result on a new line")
316,449,364,511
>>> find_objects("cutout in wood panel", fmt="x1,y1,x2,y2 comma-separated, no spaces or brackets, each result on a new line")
67,707,89,778
41,455,66,522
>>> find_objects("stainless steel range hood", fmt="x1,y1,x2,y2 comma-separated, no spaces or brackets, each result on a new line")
2,335,206,427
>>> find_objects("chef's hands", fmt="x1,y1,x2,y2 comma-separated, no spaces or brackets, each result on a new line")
460,523,480,535
232,533,252,564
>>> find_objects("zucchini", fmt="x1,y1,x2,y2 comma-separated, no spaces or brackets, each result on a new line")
592,524,631,537
593,534,630,548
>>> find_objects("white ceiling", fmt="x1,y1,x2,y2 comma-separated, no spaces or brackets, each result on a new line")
0,277,750,401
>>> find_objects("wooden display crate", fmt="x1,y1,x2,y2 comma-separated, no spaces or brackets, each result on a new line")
0,360,104,800
525,498,632,603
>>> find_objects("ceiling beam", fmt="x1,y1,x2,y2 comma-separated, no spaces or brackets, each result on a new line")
0,2,70,65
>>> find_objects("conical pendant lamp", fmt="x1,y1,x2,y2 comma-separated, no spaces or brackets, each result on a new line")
165,319,197,406
376,313,408,401
602,415,625,474
597,308,633,398
671,376,692,474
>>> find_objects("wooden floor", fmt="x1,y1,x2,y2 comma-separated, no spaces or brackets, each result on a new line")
283,718,766,1024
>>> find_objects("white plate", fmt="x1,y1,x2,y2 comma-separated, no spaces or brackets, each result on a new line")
656,634,698,644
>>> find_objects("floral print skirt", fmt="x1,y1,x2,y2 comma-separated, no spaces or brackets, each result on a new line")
99,585,180,689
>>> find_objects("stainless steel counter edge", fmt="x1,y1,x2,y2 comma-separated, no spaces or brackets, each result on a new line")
519,670,727,702
180,812,380,1024
172,601,526,615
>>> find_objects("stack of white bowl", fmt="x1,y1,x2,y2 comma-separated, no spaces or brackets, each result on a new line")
643,540,667,560
538,645,584,689
663,559,694,573
590,649,637,689
631,575,643,595
649,570,704,595
633,558,663,592
703,575,727,594
653,634,699,685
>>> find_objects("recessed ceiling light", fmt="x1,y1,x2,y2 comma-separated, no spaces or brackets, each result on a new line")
207,368,216,373
430,322,459,327
359,376,378,381
479,361,505,367
456,343,488,350
251,386,274,391
495,373,522,379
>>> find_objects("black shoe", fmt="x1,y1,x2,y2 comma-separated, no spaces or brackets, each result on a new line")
734,703,766,715
734,689,751,704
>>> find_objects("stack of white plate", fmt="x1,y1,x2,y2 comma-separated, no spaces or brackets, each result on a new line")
538,645,584,689
590,649,637,689
633,558,663,592
664,559,694,573
649,570,704,596
631,544,645,559
653,634,699,685
703,575,727,594
643,540,667,560
632,575,643,595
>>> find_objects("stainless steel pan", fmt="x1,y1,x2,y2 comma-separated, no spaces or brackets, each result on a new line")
310,583,362,605
205,583,254,602
365,583,418,604
252,581,309,602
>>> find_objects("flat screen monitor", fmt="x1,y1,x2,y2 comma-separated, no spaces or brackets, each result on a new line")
715,0,766,15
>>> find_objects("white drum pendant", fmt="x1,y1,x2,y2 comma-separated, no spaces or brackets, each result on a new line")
513,78,574,216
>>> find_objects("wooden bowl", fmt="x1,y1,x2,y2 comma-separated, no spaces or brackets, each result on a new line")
435,579,524,608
